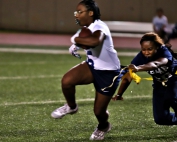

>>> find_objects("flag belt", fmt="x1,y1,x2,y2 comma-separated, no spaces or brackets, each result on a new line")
124,68,177,87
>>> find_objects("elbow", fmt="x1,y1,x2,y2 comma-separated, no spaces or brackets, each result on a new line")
153,59,168,69
154,62,163,69
151,64,159,70
146,62,159,70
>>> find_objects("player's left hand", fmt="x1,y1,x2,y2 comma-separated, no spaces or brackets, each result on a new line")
69,44,81,59
112,95,123,101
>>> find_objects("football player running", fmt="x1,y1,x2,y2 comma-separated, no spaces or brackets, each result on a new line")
51,0,124,140
113,32,177,125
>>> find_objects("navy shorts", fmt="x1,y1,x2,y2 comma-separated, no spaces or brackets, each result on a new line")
87,63,127,96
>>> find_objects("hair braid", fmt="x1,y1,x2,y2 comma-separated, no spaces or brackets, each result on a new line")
79,0,101,21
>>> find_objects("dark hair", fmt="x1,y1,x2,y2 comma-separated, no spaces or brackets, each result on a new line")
140,32,177,59
156,8,164,13
79,0,101,21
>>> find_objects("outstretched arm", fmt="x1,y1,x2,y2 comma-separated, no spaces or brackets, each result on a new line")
129,57,168,72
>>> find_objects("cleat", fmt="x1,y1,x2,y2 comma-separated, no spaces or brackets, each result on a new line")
51,104,78,119
90,122,111,140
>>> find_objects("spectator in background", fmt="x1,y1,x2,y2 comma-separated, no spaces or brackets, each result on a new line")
152,8,168,43
166,23,177,43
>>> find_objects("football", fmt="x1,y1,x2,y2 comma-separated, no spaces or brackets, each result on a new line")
77,27,92,49
79,27,92,37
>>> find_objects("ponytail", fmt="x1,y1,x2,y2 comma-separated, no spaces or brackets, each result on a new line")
165,43,177,59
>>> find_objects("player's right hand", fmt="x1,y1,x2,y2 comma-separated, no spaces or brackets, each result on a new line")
112,95,123,101
69,44,81,59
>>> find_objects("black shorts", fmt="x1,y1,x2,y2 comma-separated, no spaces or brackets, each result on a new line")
87,63,126,96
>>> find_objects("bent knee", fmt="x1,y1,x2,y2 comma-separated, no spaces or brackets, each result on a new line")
61,75,74,88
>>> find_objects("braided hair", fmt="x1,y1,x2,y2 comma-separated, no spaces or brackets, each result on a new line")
140,32,177,59
79,0,101,21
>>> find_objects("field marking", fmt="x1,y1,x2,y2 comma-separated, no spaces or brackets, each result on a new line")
0,48,138,56
0,61,50,65
1,96,151,106
0,75,62,80
0,61,77,65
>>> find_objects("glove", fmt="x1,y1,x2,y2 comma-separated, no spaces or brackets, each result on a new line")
69,44,81,59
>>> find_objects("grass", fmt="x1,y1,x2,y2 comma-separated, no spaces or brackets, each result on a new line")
0,49,176,142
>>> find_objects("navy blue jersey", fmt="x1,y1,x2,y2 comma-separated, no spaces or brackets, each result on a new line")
131,45,176,82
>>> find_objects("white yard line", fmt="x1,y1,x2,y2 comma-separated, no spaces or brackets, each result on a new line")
1,96,151,106
0,48,70,54
0,61,49,65
0,61,77,65
0,48,138,56
0,75,62,80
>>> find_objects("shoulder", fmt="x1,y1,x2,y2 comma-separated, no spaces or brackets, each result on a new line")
158,45,173,60
131,52,147,65
162,15,168,20
159,45,169,52
89,20,109,34
153,16,158,21
93,20,107,29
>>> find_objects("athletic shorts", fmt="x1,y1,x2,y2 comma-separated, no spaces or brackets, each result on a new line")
87,63,127,96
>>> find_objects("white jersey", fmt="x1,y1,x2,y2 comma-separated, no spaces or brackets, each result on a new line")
86,20,120,70
152,15,168,31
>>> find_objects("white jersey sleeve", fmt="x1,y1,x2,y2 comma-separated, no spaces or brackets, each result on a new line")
86,20,120,70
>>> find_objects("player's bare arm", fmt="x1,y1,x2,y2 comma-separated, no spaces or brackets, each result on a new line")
75,30,105,47
129,57,169,72
112,72,132,101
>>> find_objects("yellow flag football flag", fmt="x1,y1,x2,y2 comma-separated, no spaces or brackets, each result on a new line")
129,69,153,84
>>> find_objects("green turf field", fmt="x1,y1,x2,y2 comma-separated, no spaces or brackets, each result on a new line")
0,48,176,142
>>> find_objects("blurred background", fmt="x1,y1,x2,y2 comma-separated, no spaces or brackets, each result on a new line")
0,0,177,49
0,0,177,34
